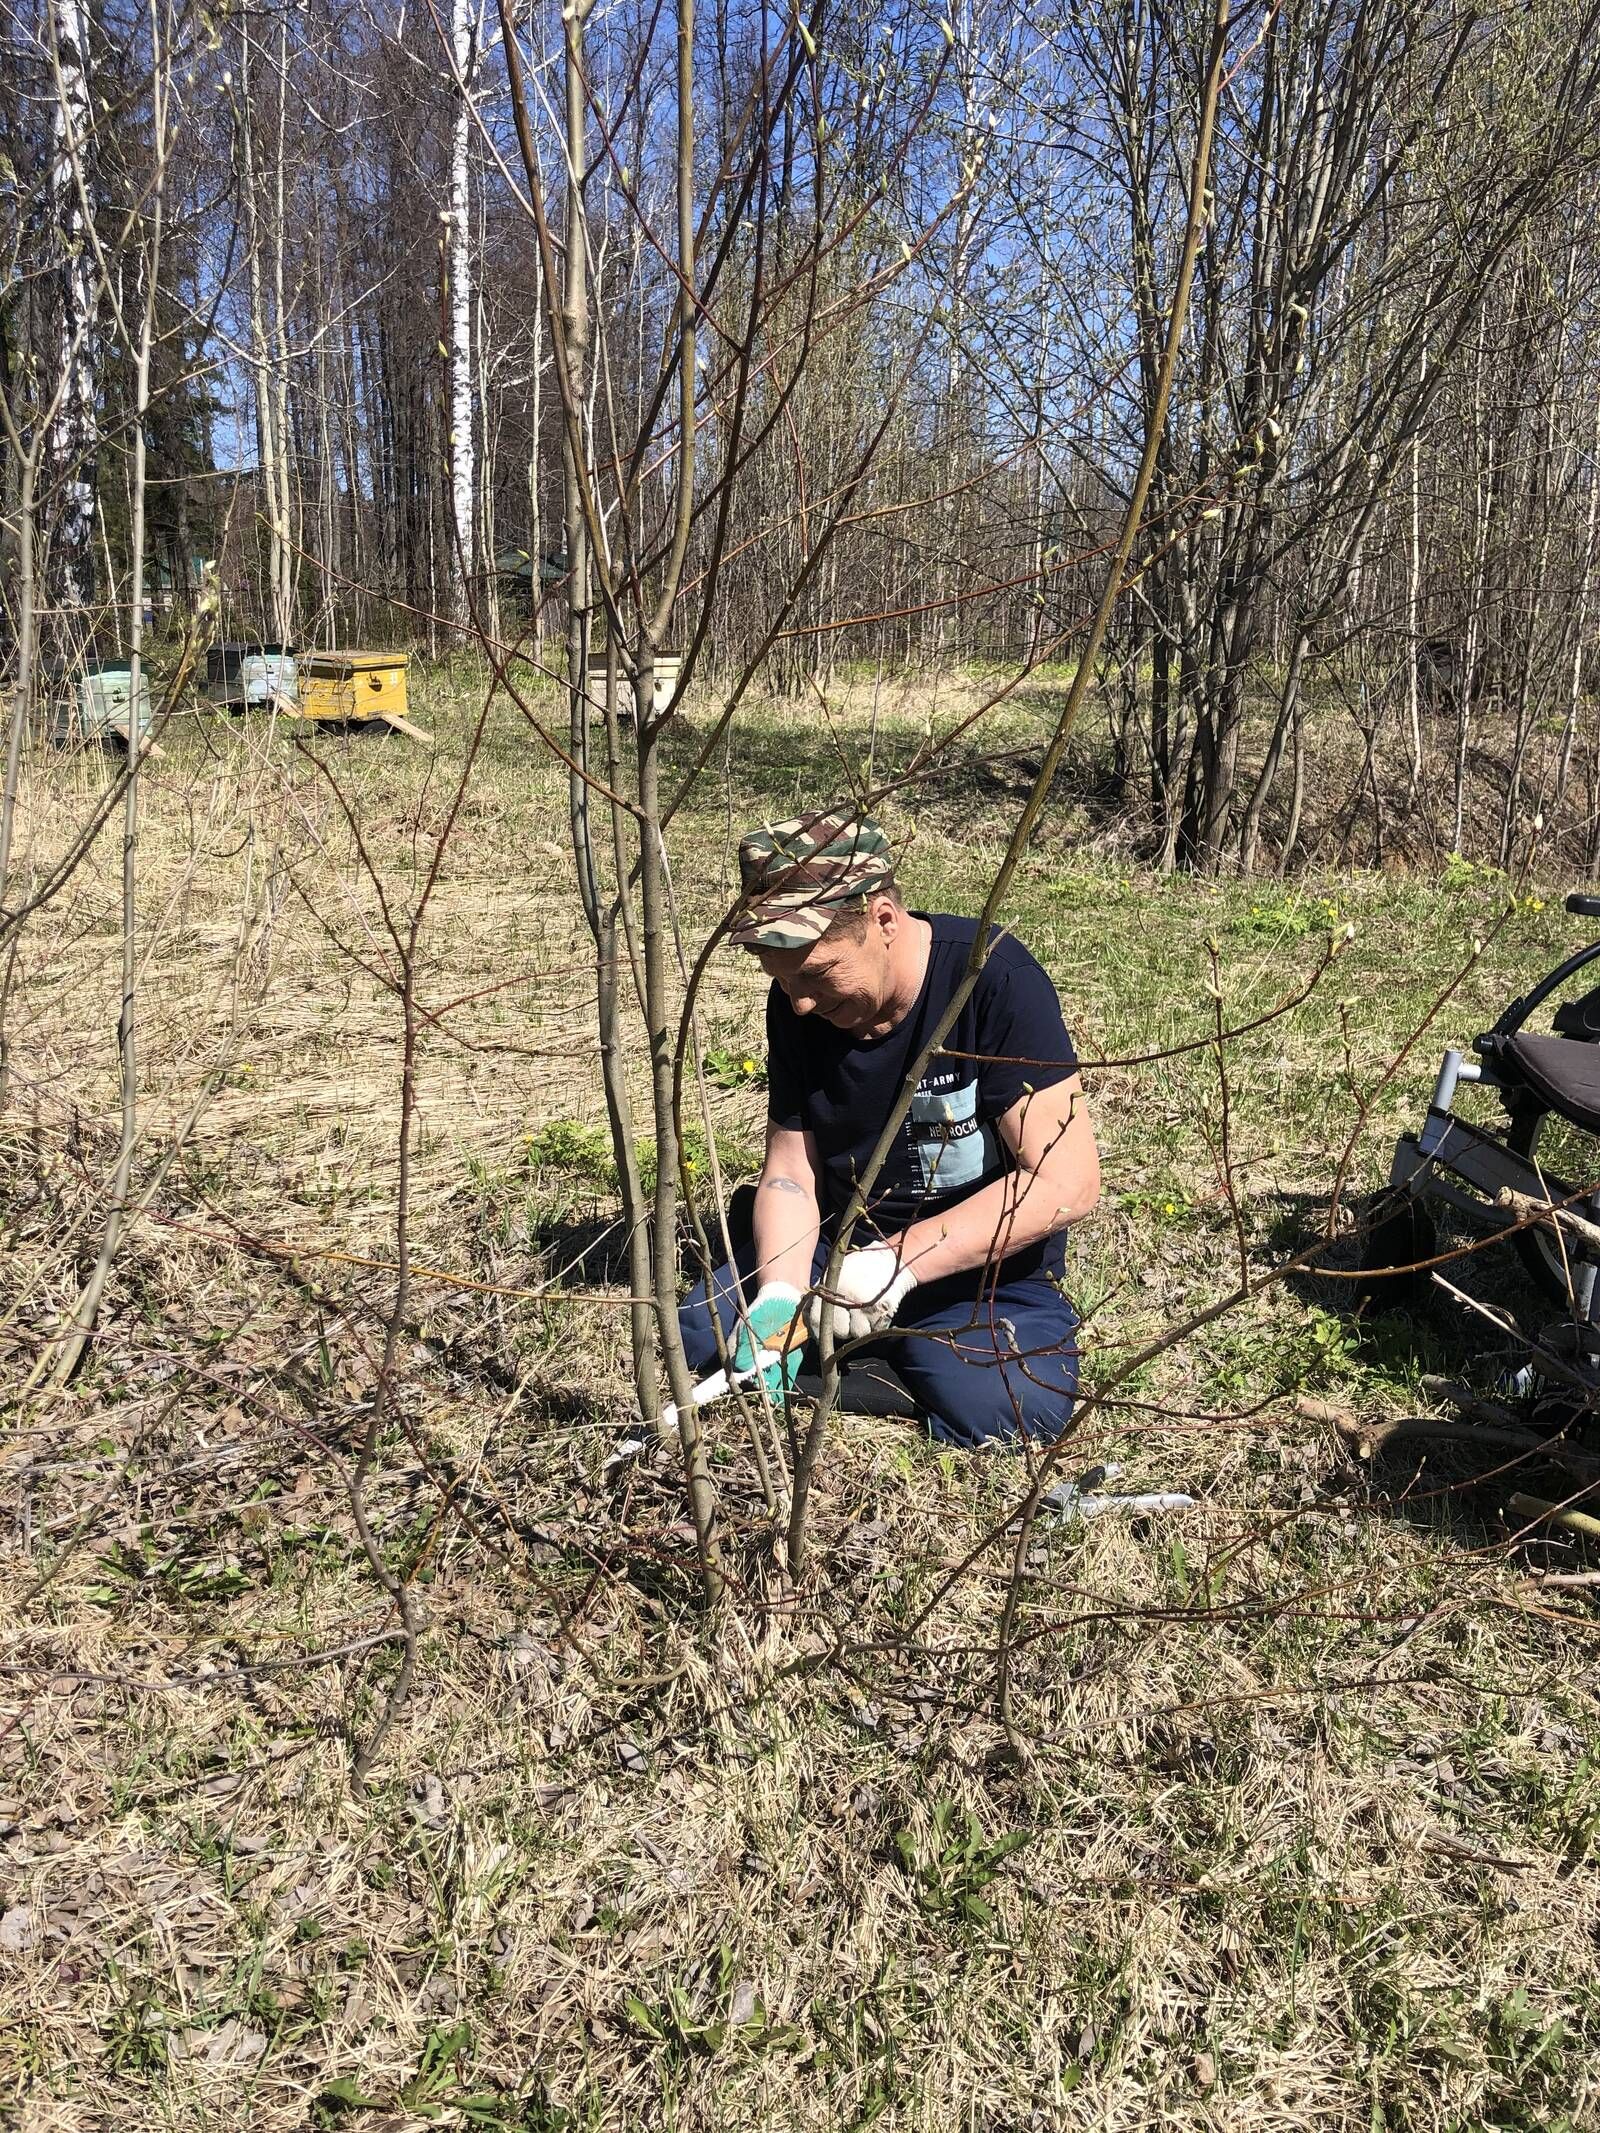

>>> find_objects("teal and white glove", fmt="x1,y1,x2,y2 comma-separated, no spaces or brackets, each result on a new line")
730,1283,805,1394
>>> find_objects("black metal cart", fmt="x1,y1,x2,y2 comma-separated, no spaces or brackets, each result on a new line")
1373,893,1600,1335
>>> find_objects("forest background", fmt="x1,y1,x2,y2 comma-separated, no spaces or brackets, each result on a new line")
16,0,1600,873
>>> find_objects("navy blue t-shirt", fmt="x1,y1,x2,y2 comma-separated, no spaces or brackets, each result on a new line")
765,914,1079,1283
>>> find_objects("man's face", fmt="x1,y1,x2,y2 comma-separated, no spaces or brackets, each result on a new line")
755,903,897,1036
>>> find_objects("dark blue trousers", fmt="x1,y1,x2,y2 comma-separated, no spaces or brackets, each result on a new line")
679,1226,1079,1450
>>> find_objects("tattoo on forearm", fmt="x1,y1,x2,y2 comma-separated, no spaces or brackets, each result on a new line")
763,1175,806,1194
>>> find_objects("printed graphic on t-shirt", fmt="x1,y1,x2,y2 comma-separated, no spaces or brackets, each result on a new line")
908,1077,992,1191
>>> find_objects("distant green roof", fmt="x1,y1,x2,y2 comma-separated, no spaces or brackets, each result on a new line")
494,548,568,584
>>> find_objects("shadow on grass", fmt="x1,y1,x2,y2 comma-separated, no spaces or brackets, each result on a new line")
1269,1183,1600,1551
530,1207,637,1289
660,701,1127,837
1267,1183,1550,1369
529,1202,750,1292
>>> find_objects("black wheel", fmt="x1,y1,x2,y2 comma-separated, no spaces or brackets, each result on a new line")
1505,1097,1600,1303
1356,1196,1438,1309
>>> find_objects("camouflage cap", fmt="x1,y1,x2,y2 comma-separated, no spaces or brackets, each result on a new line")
730,811,895,950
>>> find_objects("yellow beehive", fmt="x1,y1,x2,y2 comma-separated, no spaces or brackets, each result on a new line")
298,650,427,738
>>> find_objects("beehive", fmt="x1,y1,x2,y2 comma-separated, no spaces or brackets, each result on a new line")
48,659,154,749
206,641,298,710
297,651,424,737
583,654,683,720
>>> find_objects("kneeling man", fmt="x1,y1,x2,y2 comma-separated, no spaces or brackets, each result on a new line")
680,812,1099,1449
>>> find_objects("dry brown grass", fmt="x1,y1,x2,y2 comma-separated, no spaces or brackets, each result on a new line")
3,662,1599,2130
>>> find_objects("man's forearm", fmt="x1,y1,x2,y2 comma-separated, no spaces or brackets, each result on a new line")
751,1171,821,1292
890,1166,1088,1286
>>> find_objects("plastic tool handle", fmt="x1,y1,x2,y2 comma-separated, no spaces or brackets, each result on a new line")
1043,1484,1196,1521
660,1358,766,1431
1566,893,1600,918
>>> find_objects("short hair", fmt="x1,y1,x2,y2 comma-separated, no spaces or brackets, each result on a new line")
820,875,902,942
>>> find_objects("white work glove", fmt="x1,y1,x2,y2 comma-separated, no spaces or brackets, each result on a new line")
804,1243,918,1346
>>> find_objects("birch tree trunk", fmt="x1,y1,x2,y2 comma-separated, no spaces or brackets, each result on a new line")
528,235,544,641
46,0,97,623
448,0,478,624
1456,321,1494,855
44,18,168,1385
239,22,288,643
268,16,295,644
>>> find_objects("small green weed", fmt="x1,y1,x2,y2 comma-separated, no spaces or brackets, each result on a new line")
1199,1304,1361,1404
1117,1183,1191,1225
621,1944,802,2060
701,1043,766,1090
523,1119,615,1187
314,2020,554,2126
102,1971,171,2076
1477,1986,1572,2131
1231,890,1340,940
891,1799,1032,1926
81,1533,250,1608
1440,849,1506,893
522,1116,760,1196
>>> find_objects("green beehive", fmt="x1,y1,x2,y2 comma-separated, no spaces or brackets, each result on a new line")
50,659,154,749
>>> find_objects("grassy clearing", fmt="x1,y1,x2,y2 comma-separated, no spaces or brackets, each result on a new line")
2,663,1599,2129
